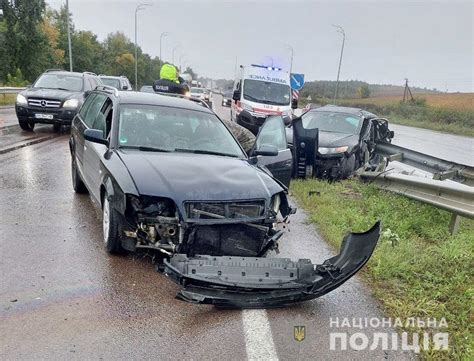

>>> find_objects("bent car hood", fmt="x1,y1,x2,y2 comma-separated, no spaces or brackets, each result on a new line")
318,132,358,148
118,151,283,202
164,221,381,308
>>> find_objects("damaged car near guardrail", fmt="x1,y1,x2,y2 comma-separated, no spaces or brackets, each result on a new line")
69,88,381,308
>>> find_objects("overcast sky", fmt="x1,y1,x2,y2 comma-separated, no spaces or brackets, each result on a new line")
47,0,473,92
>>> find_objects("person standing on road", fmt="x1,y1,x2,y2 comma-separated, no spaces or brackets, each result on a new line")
153,64,188,95
222,118,256,154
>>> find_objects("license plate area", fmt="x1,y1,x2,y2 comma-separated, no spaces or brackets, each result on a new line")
35,113,54,120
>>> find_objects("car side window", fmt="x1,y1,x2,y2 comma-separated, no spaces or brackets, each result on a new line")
256,115,287,151
83,93,107,128
91,97,113,137
88,77,100,90
79,93,96,119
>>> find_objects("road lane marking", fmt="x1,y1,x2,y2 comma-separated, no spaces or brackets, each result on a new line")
242,309,278,360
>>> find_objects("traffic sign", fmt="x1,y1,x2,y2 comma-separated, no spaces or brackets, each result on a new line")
290,73,305,90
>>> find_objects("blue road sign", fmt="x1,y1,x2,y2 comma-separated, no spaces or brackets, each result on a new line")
290,73,305,90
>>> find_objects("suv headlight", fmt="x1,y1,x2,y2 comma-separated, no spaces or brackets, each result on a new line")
318,146,348,155
16,94,27,105
270,194,281,214
63,98,79,108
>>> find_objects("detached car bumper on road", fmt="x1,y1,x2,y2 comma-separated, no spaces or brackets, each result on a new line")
164,222,380,308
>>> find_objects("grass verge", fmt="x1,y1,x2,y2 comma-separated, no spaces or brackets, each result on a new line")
291,178,473,359
0,94,16,106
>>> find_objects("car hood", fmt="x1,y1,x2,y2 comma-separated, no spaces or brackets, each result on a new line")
118,150,283,203
318,131,359,148
23,87,83,101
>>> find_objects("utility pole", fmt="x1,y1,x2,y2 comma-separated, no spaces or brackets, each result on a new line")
159,32,168,65
332,24,345,104
403,78,414,102
66,0,73,71
134,3,152,90
285,44,294,74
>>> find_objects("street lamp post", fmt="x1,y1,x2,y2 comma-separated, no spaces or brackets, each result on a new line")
172,44,181,64
285,44,294,74
134,3,152,90
66,0,73,71
159,32,168,65
332,24,345,104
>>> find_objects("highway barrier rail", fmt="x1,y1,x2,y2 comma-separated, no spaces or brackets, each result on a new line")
359,169,474,234
375,142,474,186
0,87,26,94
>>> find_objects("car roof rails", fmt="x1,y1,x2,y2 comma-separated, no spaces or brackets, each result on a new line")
83,71,97,76
154,92,211,110
95,85,119,96
45,68,66,72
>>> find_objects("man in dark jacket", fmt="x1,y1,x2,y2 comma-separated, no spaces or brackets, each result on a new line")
153,64,188,95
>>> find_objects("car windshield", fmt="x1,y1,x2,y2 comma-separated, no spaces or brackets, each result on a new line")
191,88,204,94
118,105,245,158
34,73,83,92
101,78,121,89
302,111,362,134
243,79,290,106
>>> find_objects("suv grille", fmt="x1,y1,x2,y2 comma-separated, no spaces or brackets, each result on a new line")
185,200,266,220
28,98,62,108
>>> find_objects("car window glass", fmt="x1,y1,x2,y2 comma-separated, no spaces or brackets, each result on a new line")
91,98,113,137
118,105,244,158
256,116,287,151
83,93,107,128
79,93,96,119
34,73,83,92
88,77,99,90
302,112,361,134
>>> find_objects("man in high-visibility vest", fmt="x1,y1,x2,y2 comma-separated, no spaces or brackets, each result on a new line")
153,63,188,95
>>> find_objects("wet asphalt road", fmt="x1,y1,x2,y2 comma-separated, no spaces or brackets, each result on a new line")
0,98,418,360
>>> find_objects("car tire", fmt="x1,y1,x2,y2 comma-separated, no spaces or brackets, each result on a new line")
102,195,125,254
18,118,33,131
71,155,88,194
53,124,61,132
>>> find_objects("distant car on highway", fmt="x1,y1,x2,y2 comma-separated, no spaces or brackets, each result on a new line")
99,75,132,91
190,87,212,107
139,85,155,93
68,87,380,308
15,69,102,132
290,105,394,180
221,90,232,107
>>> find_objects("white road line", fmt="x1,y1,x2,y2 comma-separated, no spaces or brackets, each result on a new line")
242,309,278,360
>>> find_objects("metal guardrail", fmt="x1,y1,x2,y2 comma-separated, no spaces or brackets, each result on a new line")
375,142,474,186
0,87,26,94
360,170,474,234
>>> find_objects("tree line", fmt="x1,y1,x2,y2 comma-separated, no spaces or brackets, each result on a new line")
0,0,195,87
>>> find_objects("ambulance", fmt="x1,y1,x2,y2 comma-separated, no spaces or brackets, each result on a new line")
230,64,296,134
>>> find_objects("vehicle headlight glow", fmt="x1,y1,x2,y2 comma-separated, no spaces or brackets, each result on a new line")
63,98,79,108
318,146,349,155
16,94,27,105
270,194,281,214
184,91,191,97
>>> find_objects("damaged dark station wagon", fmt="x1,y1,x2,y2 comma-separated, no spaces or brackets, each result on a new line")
69,86,381,308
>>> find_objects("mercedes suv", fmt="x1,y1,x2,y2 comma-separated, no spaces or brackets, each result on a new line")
15,69,102,131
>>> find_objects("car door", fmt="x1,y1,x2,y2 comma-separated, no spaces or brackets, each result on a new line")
82,93,107,198
72,93,96,175
253,115,293,188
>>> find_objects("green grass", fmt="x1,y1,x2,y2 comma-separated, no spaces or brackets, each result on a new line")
291,178,474,359
0,93,16,106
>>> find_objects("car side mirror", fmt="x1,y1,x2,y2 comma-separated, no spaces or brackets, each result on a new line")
232,90,240,101
84,128,108,146
253,144,279,157
291,98,298,109
122,85,128,90
389,130,395,138
283,115,292,126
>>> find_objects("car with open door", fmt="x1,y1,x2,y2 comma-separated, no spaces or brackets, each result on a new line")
69,87,380,308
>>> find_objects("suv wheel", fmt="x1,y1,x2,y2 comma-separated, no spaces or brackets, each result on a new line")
102,195,125,254
19,118,34,131
71,155,87,193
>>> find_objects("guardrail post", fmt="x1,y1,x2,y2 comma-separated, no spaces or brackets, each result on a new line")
449,214,461,235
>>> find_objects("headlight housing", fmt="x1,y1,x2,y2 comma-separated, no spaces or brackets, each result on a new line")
318,146,349,155
270,194,281,215
16,94,27,105
63,98,79,108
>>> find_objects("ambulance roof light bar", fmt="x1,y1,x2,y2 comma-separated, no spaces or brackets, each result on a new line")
250,64,282,71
